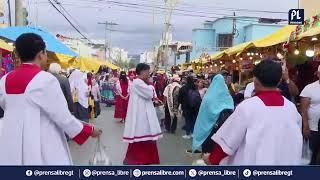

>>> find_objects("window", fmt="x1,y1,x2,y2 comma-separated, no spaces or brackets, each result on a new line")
217,34,233,51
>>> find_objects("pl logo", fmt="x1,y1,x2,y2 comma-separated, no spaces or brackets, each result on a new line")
288,9,304,25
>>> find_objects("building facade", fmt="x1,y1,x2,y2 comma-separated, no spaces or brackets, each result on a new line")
300,0,320,18
140,50,156,64
191,17,284,59
107,47,129,63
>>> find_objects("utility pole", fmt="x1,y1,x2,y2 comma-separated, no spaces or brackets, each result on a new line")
98,21,118,61
15,0,23,26
7,0,12,26
161,0,179,68
152,0,157,67
232,12,237,42
232,12,241,85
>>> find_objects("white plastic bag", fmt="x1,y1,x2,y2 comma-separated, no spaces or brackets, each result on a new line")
156,105,165,121
89,137,112,165
301,140,312,165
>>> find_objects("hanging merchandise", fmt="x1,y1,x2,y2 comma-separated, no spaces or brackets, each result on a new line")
1,54,14,77
304,19,311,33
312,14,320,28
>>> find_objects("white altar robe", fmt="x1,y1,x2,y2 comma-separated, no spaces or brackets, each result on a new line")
123,78,162,143
212,93,303,165
0,65,88,165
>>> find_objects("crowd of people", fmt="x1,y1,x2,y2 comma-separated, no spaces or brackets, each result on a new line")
0,33,319,166
124,59,320,165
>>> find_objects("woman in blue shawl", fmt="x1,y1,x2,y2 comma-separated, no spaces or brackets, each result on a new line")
192,74,234,153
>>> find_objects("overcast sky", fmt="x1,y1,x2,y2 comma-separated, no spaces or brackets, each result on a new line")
1,0,298,54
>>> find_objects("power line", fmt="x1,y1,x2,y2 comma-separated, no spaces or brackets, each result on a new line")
38,0,288,15
38,1,271,23
52,0,89,34
47,0,92,43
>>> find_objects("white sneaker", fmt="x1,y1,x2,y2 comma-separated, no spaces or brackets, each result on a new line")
182,135,191,139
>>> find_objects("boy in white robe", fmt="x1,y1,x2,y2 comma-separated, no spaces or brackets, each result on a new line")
123,63,162,165
205,60,302,165
0,33,102,165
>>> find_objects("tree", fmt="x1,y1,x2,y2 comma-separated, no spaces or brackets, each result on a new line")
114,59,129,70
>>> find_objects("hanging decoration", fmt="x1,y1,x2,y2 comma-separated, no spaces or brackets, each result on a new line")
304,19,311,32
312,14,320,28
289,13,320,41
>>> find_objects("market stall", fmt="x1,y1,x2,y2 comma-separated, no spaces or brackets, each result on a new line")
72,56,119,73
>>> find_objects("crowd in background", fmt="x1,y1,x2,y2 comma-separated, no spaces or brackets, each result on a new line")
25,57,320,165
5,48,320,164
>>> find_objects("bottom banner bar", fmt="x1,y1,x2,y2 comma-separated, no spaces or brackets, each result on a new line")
0,166,319,179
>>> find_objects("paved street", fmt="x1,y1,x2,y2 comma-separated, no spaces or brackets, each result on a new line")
69,105,199,165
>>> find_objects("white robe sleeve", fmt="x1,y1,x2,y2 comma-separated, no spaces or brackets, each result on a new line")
115,80,122,95
28,74,91,141
132,81,154,100
0,77,5,109
212,104,248,155
127,80,131,94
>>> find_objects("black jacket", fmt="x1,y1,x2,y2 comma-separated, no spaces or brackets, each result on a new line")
53,74,74,113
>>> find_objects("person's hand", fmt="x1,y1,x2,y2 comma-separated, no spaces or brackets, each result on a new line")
202,153,211,165
283,69,289,81
303,125,311,139
91,127,102,138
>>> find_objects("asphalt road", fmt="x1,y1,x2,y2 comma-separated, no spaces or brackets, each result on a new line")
69,105,199,165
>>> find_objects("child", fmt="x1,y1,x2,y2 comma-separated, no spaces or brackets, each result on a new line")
92,80,101,118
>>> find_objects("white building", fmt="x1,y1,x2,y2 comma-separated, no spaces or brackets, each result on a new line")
140,50,156,64
106,47,129,63
57,34,107,59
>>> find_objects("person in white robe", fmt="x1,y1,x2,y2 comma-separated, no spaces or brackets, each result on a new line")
123,63,162,165
163,75,181,133
71,72,90,123
0,33,102,165
204,60,302,165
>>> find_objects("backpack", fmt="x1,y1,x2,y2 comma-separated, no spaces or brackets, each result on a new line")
212,109,234,134
187,89,202,110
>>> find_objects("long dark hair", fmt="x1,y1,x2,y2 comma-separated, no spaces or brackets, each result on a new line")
186,76,196,90
120,71,127,82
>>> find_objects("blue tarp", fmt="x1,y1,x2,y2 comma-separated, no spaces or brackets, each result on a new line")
0,26,77,57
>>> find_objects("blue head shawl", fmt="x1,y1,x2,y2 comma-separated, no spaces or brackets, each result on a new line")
192,74,234,152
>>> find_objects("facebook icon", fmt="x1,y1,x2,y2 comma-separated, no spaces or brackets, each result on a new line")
289,9,305,25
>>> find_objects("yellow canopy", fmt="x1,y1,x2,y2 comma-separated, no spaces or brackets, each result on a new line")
156,69,166,74
47,52,77,69
210,51,225,60
103,60,119,70
73,57,101,72
0,39,13,52
224,41,254,56
72,56,119,72
253,25,295,47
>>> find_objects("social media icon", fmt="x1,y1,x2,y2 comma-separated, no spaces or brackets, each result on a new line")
83,169,91,178
189,169,197,178
243,169,251,178
133,169,141,177
26,170,33,177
